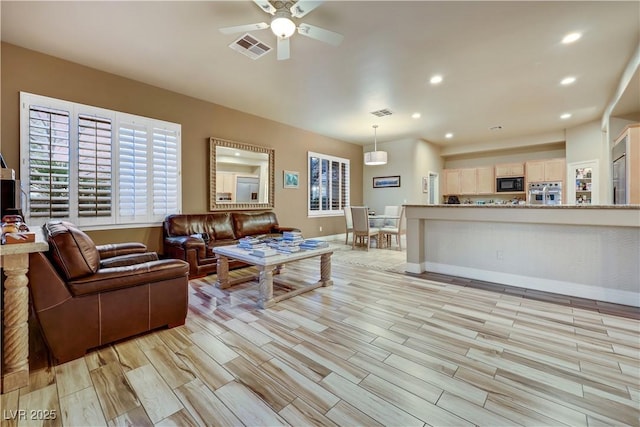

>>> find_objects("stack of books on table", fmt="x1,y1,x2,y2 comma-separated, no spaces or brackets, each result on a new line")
274,231,303,253
299,239,330,250
237,237,266,250
282,231,304,244
276,243,301,253
250,247,279,257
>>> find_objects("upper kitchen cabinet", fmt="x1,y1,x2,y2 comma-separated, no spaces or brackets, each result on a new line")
476,167,495,194
443,167,494,195
526,158,565,182
495,163,524,177
443,169,462,195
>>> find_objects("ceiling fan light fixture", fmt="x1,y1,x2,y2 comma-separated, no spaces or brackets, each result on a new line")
364,125,388,166
271,13,296,38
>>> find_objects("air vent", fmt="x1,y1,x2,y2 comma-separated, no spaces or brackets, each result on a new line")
371,108,393,117
229,33,272,60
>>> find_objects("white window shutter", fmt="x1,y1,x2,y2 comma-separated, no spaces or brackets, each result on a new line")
152,128,180,219
27,106,71,218
77,115,112,217
118,124,148,220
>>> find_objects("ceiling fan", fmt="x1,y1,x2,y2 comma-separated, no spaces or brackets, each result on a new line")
219,0,343,60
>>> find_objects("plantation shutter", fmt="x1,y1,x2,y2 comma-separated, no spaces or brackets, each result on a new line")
307,151,350,215
152,127,179,219
27,106,71,218
341,161,349,210
118,124,148,219
77,115,112,217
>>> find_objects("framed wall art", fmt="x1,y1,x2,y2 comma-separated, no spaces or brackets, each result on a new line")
283,170,299,188
373,175,401,188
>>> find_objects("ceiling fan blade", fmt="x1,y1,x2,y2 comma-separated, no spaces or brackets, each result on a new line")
277,37,290,60
290,0,323,18
297,23,343,46
219,22,269,35
253,0,276,14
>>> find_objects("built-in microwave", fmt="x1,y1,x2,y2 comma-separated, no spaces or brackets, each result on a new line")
496,176,524,192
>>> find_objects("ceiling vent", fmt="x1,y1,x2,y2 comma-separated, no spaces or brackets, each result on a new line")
371,108,393,117
229,33,272,59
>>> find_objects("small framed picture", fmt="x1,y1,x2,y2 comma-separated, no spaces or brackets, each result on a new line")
283,170,299,189
373,175,400,188
422,176,429,193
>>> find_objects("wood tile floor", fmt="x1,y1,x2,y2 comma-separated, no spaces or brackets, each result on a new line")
2,241,639,426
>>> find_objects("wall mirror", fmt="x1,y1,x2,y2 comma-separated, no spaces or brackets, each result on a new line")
209,137,275,211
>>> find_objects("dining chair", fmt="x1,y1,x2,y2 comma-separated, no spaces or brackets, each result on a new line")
383,205,402,227
350,206,380,251
344,206,353,245
380,205,405,250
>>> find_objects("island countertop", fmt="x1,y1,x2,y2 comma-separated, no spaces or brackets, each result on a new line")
404,204,639,227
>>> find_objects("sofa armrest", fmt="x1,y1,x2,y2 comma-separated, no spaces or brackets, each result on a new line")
97,242,147,259
99,252,159,269
165,235,207,258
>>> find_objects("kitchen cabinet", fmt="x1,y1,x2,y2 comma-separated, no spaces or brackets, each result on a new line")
216,172,235,201
526,158,565,183
460,169,477,194
495,163,524,177
443,169,461,195
476,167,495,194
443,167,494,195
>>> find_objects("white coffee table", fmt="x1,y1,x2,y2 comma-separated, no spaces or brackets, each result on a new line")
212,245,334,309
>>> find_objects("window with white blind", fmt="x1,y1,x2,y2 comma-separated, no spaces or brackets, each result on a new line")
20,92,181,228
307,151,350,216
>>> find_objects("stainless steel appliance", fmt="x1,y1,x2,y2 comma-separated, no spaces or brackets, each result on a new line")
612,140,626,204
496,176,524,192
528,182,562,205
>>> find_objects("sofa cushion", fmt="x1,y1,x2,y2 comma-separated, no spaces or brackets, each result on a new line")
45,221,100,280
165,213,235,241
232,212,278,238
209,214,235,240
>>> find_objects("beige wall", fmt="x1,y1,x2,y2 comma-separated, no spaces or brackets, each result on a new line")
1,43,363,251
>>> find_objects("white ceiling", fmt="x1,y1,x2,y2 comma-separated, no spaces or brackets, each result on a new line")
2,1,639,152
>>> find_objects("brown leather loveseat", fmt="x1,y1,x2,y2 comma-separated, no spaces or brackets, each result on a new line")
28,221,190,363
163,211,299,278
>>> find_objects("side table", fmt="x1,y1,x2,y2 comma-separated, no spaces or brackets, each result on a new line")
0,228,48,394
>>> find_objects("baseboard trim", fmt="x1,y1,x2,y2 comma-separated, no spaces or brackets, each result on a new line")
423,262,640,307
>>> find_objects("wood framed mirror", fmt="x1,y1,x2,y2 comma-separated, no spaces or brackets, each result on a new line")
209,137,275,211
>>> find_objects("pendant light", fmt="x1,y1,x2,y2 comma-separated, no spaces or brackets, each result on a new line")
364,125,387,165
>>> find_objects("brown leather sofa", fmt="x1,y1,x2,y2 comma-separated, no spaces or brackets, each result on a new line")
163,211,299,278
28,221,190,363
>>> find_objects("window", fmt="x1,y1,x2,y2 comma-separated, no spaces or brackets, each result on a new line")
20,92,181,228
308,151,349,216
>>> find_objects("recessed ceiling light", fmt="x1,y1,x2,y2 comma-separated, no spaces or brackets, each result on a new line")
562,32,582,44
445,133,453,139
430,75,443,85
411,112,421,119
560,113,572,119
561,76,576,85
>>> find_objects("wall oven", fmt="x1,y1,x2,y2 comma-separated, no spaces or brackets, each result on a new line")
496,176,524,192
528,182,562,205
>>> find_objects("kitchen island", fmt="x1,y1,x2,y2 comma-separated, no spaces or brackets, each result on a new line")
405,204,640,306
